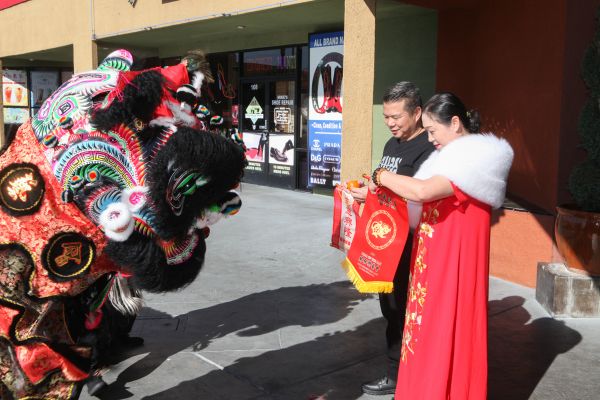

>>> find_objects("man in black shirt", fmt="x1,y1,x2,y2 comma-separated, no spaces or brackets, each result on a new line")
350,82,434,395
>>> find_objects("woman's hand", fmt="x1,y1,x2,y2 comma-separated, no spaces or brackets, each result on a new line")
350,186,368,203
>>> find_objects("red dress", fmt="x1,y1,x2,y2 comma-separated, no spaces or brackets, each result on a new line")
395,183,490,400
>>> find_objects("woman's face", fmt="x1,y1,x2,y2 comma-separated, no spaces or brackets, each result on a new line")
422,113,464,150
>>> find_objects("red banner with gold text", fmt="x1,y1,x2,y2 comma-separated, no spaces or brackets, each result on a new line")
330,185,360,253
342,187,409,293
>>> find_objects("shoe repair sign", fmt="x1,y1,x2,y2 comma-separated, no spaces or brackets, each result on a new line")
308,31,343,188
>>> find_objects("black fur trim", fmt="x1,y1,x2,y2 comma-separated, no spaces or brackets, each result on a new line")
146,127,246,238
105,231,207,293
91,70,165,132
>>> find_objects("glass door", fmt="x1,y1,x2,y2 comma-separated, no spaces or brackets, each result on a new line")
241,78,297,188
266,80,296,183
241,81,268,179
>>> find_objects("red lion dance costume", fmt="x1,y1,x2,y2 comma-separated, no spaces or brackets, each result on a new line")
0,50,246,399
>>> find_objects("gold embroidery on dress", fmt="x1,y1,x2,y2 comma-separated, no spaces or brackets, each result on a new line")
401,201,441,363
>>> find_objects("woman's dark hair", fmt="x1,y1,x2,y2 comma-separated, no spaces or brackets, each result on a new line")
423,92,481,133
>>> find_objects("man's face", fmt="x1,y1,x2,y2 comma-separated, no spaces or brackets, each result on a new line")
383,100,420,140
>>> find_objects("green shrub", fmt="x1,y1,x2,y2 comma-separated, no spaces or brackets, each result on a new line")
568,11,600,213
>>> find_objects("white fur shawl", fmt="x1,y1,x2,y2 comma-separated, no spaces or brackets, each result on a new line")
407,134,513,227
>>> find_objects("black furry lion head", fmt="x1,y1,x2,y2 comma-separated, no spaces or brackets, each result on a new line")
106,127,246,292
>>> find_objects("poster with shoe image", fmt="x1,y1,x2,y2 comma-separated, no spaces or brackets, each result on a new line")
268,134,295,176
243,131,267,173
242,81,267,173
268,83,296,176
308,31,343,188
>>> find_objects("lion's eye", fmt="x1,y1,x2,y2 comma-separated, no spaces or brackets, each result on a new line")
177,172,206,196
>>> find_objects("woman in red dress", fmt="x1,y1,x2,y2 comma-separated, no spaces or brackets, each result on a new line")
370,92,514,399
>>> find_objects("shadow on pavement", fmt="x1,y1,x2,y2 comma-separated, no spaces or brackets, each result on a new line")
142,318,384,400
488,296,582,400
94,292,584,400
95,281,375,399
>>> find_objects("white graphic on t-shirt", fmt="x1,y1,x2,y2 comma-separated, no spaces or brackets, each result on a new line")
379,156,402,173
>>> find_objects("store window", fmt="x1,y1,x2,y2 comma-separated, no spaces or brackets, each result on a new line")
2,67,69,133
243,47,297,77
206,52,239,134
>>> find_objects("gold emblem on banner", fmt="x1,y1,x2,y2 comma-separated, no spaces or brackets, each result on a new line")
366,210,397,251
371,221,392,239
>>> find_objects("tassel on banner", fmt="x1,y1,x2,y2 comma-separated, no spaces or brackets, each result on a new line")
340,187,409,294
342,258,394,294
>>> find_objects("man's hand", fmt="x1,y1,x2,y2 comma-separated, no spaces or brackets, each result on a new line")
350,186,368,203
368,179,378,194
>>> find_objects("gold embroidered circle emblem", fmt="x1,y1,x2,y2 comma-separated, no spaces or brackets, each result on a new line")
41,232,95,281
365,210,397,251
0,164,45,216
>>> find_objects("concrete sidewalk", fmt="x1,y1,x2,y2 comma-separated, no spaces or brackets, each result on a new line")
81,184,600,400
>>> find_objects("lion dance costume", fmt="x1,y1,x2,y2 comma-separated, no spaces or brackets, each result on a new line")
0,50,246,399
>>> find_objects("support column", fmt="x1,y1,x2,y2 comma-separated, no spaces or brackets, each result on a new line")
341,0,376,182
73,39,98,73
0,58,4,147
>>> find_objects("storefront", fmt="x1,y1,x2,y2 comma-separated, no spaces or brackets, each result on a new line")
150,45,311,190
238,45,309,190
2,67,72,136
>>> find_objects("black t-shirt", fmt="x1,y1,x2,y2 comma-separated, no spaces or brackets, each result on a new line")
378,131,434,177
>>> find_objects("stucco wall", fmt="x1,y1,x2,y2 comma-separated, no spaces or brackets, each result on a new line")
0,0,88,57
340,0,376,182
371,8,437,170
92,0,313,39
435,0,570,213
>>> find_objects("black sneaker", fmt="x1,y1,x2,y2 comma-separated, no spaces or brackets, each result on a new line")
361,376,396,395
86,376,107,397
119,335,144,348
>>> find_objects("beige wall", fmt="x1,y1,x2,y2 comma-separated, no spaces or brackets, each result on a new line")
0,0,317,70
341,0,376,182
92,0,313,39
0,0,83,56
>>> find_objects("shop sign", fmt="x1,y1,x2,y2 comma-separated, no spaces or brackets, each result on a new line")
274,107,291,126
308,31,344,188
3,107,29,124
30,71,59,108
243,49,296,76
245,96,264,129
2,69,29,107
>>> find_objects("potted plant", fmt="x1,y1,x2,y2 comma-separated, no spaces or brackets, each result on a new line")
555,10,600,275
